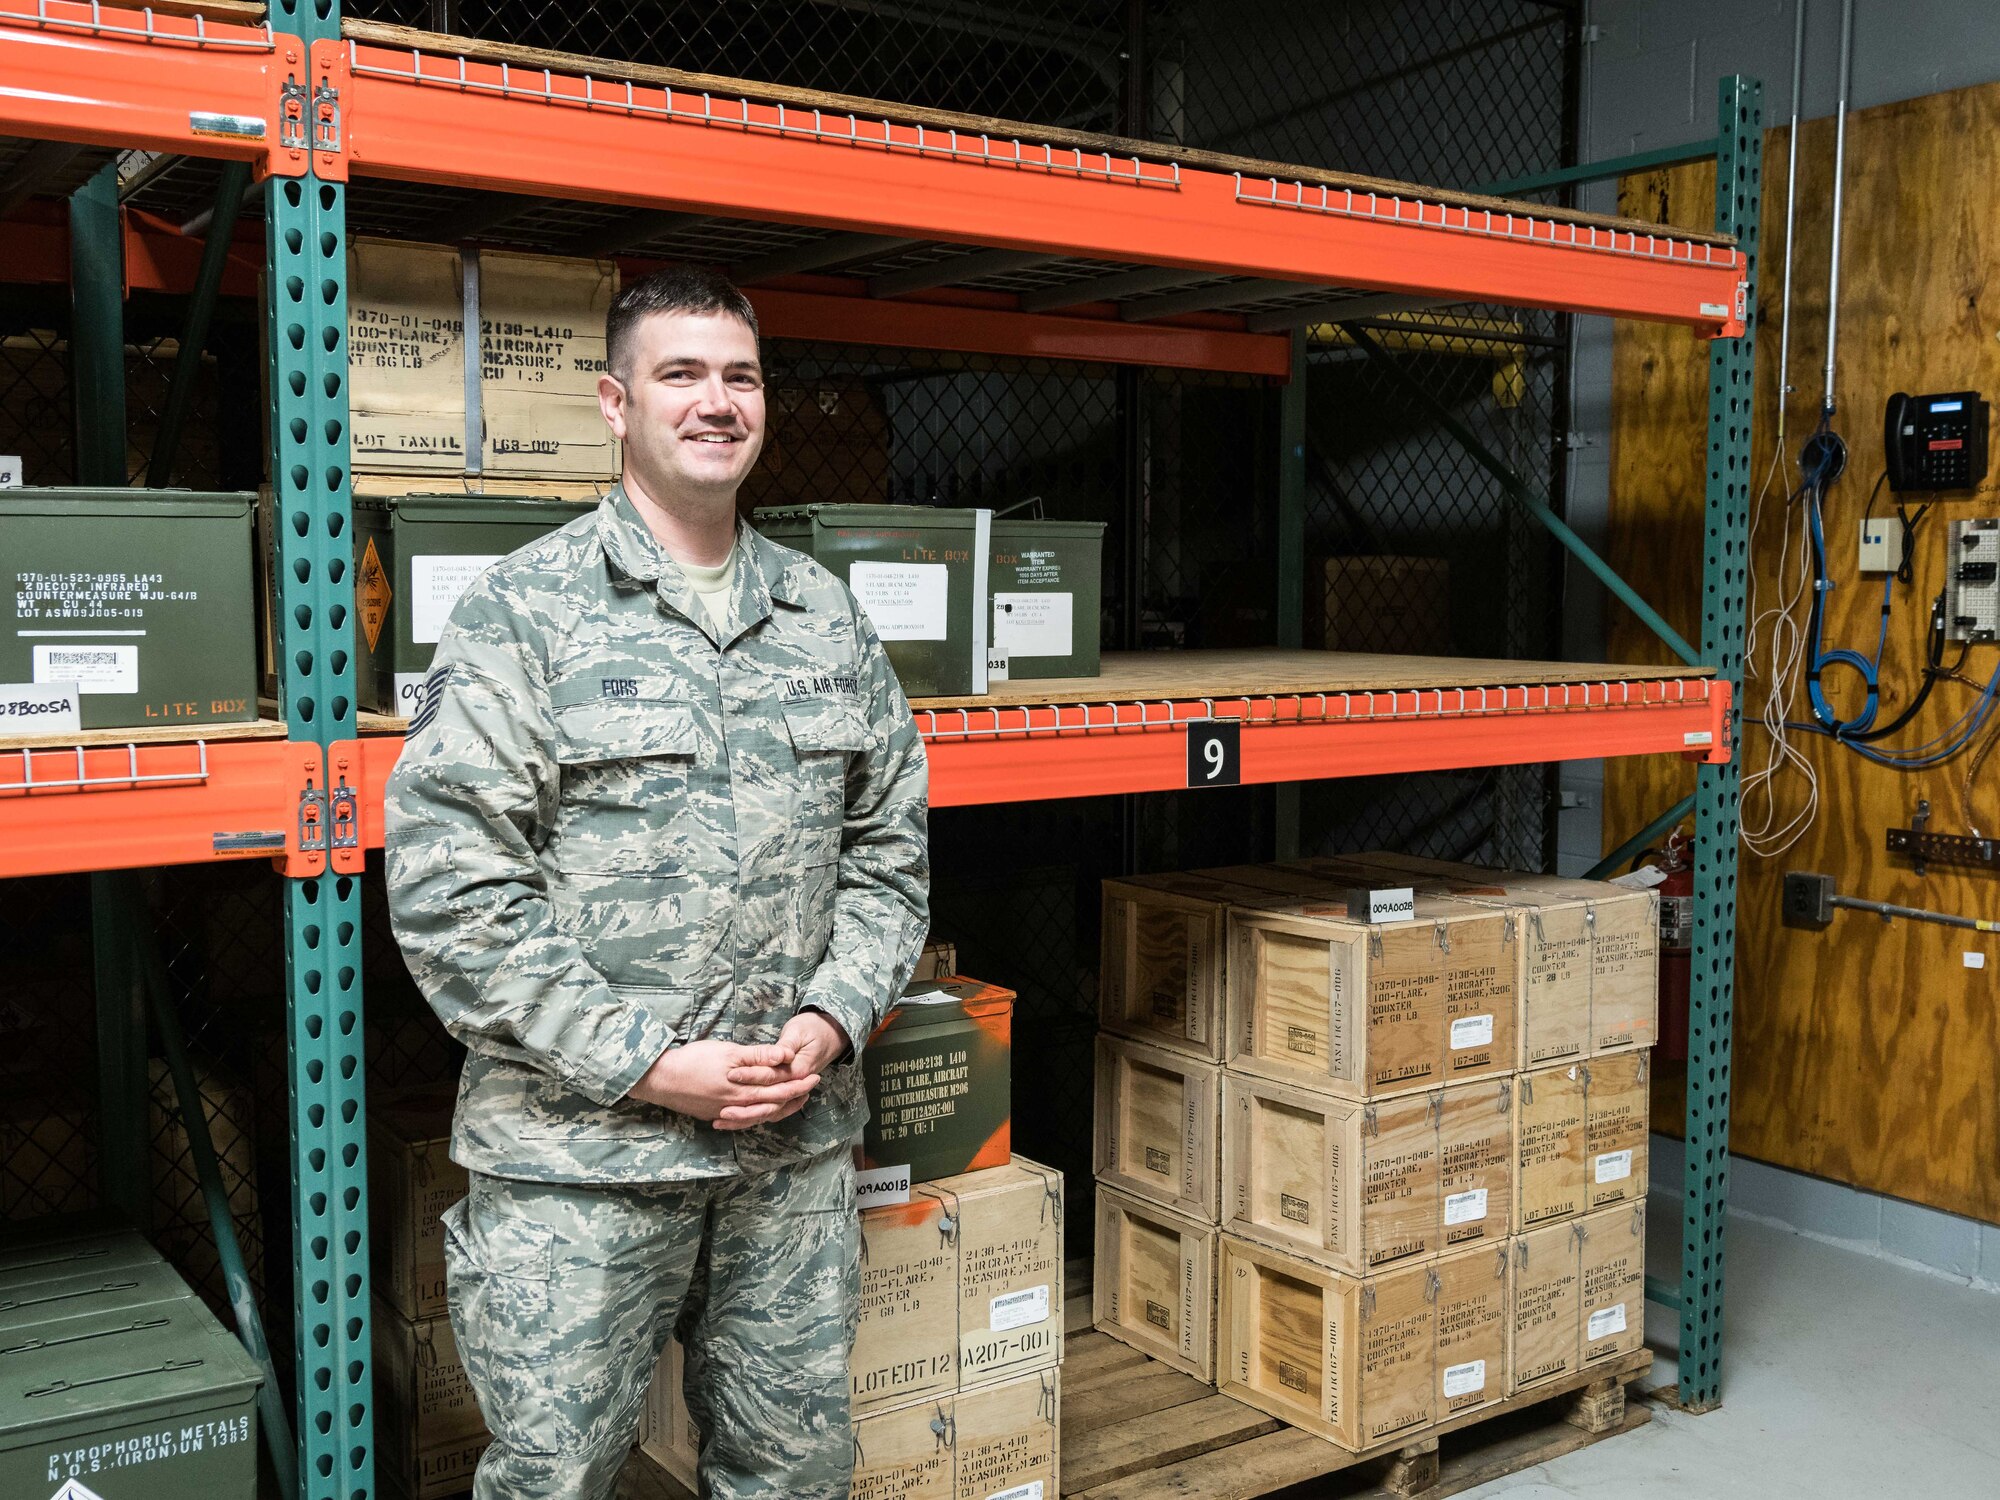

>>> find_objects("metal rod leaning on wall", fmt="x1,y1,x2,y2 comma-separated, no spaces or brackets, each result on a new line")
1344,324,1701,668
148,160,252,488
132,888,301,1500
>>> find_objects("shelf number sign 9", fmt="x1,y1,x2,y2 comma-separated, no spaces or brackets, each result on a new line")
1186,719,1241,788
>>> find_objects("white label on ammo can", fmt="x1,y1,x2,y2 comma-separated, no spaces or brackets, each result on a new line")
1587,1304,1628,1339
849,562,949,641
1443,1188,1488,1226
394,672,429,715
989,1284,1050,1332
1594,1149,1634,1184
1449,1014,1495,1049
0,681,81,732
411,554,504,644
32,644,137,694
992,591,1072,657
1442,1359,1486,1398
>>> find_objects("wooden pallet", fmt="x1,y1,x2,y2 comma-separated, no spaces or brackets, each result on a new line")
1060,1332,1652,1499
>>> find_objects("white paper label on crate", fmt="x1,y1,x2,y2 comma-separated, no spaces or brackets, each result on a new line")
854,1164,911,1209
987,1484,1044,1500
410,555,504,644
1609,865,1669,891
0,453,21,487
1443,1188,1488,1226
989,1284,1050,1332
1441,1359,1486,1398
848,562,949,641
0,681,81,733
1965,952,1987,970
1594,1149,1634,1184
394,672,429,716
1449,1014,1495,1050
1350,886,1415,923
32,644,136,695
992,591,1072,657
1587,1303,1628,1340
986,648,1010,683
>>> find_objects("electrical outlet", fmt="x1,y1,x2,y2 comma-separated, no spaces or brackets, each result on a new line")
1858,518,1902,573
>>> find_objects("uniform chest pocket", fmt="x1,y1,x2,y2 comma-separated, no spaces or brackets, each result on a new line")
550,686,699,876
782,700,873,865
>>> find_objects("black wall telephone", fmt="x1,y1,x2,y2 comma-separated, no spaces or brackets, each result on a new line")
1884,390,1990,492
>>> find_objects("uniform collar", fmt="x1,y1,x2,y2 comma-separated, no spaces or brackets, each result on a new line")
595,483,807,645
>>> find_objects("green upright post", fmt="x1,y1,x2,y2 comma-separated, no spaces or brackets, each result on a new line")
1681,74,1761,1414
74,164,149,1227
1273,334,1307,860
267,2,374,1494
69,161,126,486
90,873,151,1229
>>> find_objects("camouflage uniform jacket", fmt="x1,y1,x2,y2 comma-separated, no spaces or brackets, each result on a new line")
383,486,931,1183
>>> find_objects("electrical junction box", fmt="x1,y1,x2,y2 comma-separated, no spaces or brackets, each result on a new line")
1945,518,1999,643
1858,518,1903,574
2,489,258,731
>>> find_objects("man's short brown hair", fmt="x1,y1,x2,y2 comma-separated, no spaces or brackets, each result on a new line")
605,266,759,380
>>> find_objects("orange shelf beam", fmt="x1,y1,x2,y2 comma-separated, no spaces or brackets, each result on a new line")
334,678,1728,834
919,678,1731,807
336,38,1746,334
0,737,330,878
0,2,304,173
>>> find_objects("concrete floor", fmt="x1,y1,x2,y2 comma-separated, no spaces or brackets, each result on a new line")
1465,1200,2000,1497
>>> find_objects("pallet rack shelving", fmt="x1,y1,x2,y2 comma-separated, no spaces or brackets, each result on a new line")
0,3,1759,1492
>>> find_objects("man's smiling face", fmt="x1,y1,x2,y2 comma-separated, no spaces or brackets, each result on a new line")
598,308,766,506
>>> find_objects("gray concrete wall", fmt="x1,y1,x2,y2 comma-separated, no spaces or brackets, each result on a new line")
1558,0,2000,872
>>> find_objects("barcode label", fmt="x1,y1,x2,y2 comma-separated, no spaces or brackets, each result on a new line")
1443,1188,1488,1226
31,644,137,694
1587,1304,1628,1339
1594,1149,1633,1184
1442,1359,1486,1398
1449,1014,1495,1049
990,1284,1049,1332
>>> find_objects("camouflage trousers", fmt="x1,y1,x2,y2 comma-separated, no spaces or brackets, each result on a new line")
442,1146,858,1500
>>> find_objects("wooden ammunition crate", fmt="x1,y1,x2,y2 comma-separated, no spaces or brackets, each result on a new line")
1226,896,1517,1098
1093,1034,1220,1220
368,1081,465,1322
1100,871,1281,1061
1583,1051,1650,1210
923,1156,1065,1386
1434,1242,1511,1421
1511,1203,1647,1398
1348,855,1658,1062
1218,1234,1435,1451
1516,1061,1588,1231
1436,1076,1515,1251
373,1297,491,1500
347,238,617,482
1220,1072,1438,1274
1093,1184,1218,1381
852,1190,960,1415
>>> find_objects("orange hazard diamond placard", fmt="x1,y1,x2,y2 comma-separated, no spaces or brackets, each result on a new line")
357,536,392,652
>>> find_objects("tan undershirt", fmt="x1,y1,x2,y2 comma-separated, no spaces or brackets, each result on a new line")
676,551,738,636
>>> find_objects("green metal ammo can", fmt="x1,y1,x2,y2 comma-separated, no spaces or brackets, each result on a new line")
752,503,992,698
858,976,1014,1200
1,489,258,731
989,517,1107,679
350,492,598,714
0,1229,262,1500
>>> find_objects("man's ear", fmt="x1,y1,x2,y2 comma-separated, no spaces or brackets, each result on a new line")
597,372,629,440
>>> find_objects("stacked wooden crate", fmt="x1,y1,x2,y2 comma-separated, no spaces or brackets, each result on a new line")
1092,855,1657,1453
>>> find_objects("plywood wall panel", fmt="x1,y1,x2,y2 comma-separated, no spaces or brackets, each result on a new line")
1605,83,2000,1226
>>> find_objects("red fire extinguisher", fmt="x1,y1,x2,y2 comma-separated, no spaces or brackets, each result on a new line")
1647,828,1694,1062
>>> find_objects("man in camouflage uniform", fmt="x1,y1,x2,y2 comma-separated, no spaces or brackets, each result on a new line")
384,266,929,1500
